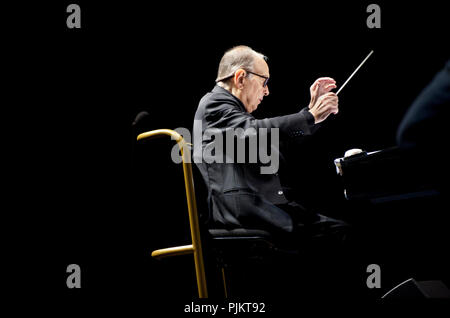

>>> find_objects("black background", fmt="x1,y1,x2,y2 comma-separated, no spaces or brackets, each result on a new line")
5,0,450,312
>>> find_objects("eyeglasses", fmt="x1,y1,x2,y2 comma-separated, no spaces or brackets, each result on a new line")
245,70,269,87
216,69,269,87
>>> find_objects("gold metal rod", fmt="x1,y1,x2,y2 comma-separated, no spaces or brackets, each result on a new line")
151,245,194,259
137,129,208,298
221,267,229,298
180,139,208,298
137,129,182,142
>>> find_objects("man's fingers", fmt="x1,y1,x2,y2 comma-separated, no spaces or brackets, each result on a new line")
323,106,339,118
316,77,336,84
329,104,339,113
314,79,336,91
311,80,321,91
325,102,339,110
319,92,338,100
321,84,337,93
311,77,336,90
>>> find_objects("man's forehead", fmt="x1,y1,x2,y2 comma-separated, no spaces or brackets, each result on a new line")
254,57,270,76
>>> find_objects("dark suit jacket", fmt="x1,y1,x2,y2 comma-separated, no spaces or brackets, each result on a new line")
193,85,319,234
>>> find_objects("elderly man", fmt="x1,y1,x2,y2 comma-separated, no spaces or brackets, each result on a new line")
193,45,347,245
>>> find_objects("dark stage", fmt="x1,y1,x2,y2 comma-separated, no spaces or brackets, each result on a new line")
6,0,450,313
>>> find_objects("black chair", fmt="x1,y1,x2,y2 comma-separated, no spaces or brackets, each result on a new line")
203,228,286,297
191,162,300,297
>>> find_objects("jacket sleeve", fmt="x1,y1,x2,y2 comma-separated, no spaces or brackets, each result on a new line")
205,102,319,140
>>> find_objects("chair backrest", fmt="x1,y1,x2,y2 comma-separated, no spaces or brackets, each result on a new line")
136,129,208,298
137,129,293,298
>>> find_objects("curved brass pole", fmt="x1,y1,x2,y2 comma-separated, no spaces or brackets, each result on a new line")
137,129,208,298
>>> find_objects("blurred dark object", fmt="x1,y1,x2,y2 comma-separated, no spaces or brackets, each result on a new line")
396,60,450,153
396,59,450,191
132,111,151,135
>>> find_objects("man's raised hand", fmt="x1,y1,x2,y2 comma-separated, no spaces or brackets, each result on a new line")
308,77,338,124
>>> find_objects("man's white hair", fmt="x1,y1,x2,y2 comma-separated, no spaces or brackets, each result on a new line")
216,45,267,83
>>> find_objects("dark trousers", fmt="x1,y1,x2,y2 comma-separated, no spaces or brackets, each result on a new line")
276,201,351,246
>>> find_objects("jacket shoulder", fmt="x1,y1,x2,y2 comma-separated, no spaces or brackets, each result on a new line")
197,87,245,118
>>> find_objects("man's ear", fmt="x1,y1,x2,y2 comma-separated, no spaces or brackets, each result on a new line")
234,69,246,89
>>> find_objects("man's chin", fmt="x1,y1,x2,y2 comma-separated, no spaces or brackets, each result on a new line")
247,103,259,113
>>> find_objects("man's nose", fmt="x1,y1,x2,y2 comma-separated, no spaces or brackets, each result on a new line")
264,85,269,96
